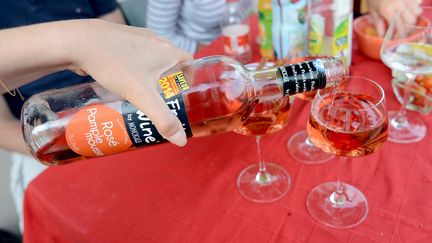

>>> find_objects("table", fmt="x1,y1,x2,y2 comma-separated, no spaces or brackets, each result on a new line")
23,17,432,243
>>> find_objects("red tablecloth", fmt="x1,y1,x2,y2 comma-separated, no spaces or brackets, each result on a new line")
24,17,432,243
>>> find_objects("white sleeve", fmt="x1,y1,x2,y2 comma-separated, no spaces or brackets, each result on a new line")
146,0,198,54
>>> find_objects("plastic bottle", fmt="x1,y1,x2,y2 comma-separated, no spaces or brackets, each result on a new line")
308,0,353,66
271,0,308,60
221,0,252,64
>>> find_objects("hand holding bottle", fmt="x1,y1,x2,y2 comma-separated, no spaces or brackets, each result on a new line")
69,20,193,147
0,19,192,147
367,0,422,37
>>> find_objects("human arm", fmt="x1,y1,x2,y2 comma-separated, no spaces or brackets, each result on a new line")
99,8,126,25
367,0,423,37
0,98,29,154
0,20,192,146
146,0,198,53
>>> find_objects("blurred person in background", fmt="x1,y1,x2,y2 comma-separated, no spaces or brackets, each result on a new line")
146,0,422,54
365,0,423,36
146,0,252,54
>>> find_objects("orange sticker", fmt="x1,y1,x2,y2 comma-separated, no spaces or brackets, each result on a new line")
66,105,133,157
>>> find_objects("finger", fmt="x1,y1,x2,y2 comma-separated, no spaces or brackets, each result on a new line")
125,81,188,147
380,5,406,38
400,9,417,26
395,13,407,38
407,3,423,19
369,11,387,37
406,0,423,13
124,45,191,147
379,4,396,27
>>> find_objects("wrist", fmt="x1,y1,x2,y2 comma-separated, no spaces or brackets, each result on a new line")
60,19,106,76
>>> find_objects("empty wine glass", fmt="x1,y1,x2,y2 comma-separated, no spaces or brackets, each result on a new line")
380,6,432,143
306,76,388,228
235,62,292,203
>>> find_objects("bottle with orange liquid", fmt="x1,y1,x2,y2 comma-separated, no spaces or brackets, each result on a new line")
21,56,345,166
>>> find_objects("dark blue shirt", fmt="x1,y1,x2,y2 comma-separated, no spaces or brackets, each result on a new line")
1,0,118,118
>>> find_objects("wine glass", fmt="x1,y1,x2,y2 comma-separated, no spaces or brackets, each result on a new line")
235,62,293,203
286,35,346,164
306,76,388,228
380,6,432,143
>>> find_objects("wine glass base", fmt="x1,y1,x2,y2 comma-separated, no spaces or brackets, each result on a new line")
306,182,368,229
388,111,426,144
287,130,334,165
237,162,291,203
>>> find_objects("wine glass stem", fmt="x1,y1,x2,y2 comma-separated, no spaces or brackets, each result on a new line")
330,157,348,205
305,136,315,147
393,75,416,129
256,136,266,171
255,136,271,185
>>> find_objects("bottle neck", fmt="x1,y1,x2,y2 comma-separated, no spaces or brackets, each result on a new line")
249,57,346,97
250,68,284,98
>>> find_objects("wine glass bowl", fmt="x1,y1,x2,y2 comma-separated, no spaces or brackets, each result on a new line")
307,81,388,157
236,62,292,135
235,96,292,135
306,76,388,228
380,7,432,143
235,62,293,203
392,72,432,115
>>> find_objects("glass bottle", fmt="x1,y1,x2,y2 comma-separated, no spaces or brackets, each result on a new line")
21,55,346,165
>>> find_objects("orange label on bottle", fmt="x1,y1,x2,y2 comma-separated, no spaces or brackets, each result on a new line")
159,71,189,99
65,105,133,157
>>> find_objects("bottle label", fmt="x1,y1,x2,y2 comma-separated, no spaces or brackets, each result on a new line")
278,60,326,96
65,72,192,157
222,24,251,55
334,12,353,65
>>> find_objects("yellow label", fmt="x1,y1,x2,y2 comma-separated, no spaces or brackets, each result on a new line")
158,71,189,99
308,14,325,55
334,17,348,51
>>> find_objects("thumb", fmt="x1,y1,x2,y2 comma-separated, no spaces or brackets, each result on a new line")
124,81,187,147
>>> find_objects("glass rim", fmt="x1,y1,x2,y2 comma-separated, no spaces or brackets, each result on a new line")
315,75,386,111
